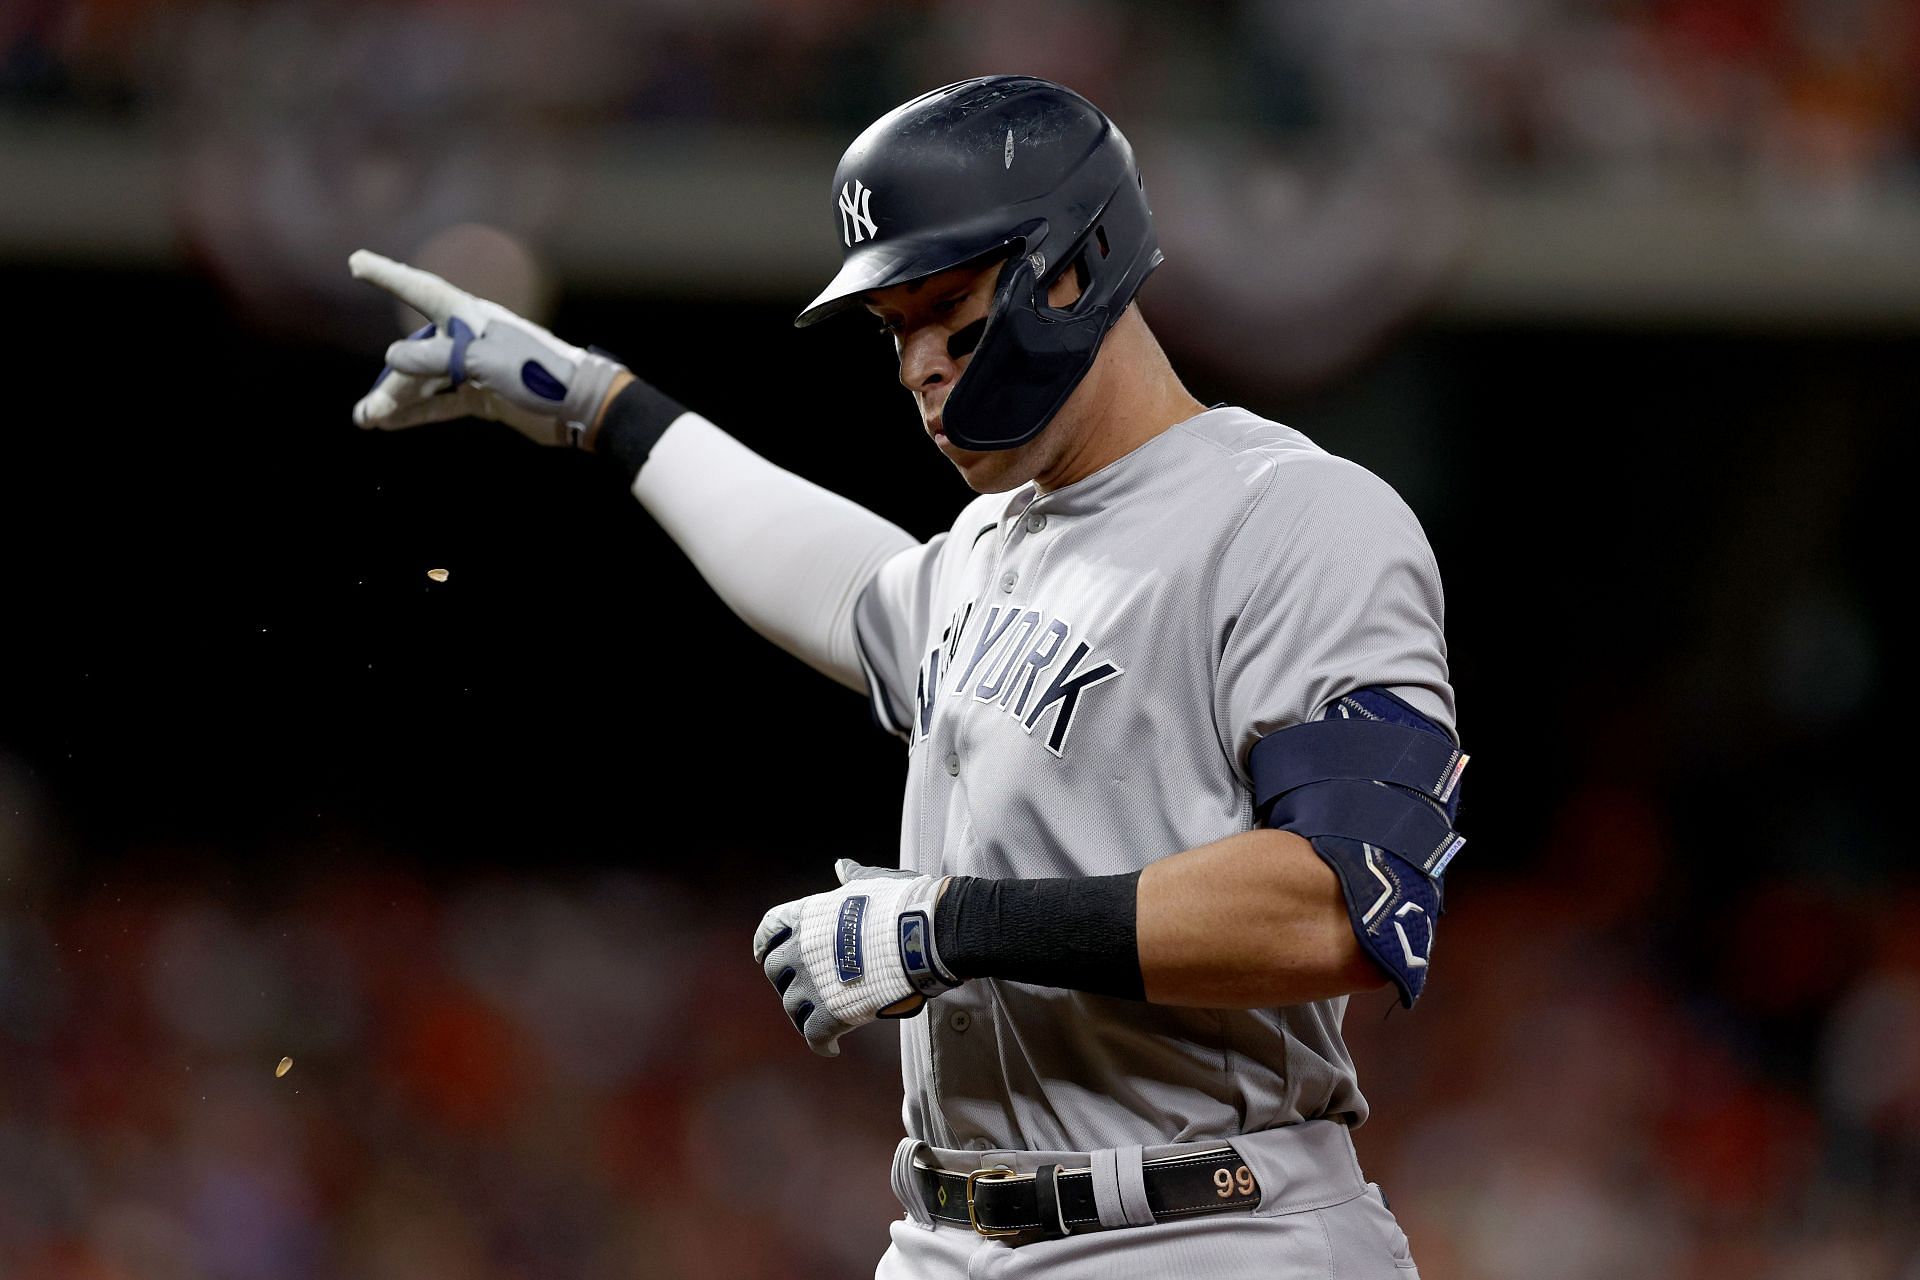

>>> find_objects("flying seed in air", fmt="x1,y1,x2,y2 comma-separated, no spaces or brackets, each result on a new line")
275,1056,293,1078
427,569,449,583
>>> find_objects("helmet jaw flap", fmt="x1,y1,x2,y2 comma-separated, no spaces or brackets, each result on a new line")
939,250,1108,452
942,171,1163,452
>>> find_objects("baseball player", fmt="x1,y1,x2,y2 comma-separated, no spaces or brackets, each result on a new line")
350,76,1464,1278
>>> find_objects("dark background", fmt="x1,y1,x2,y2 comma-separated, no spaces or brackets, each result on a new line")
10,268,1904,892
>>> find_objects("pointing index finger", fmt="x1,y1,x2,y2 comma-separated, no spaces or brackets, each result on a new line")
348,250,468,326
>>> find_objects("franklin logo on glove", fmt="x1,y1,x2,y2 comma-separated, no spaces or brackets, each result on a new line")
836,896,868,980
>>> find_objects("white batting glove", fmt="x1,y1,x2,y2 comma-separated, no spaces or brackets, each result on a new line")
348,250,626,447
753,859,960,1058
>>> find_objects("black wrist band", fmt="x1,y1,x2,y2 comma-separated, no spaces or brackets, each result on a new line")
595,377,688,482
934,872,1145,1001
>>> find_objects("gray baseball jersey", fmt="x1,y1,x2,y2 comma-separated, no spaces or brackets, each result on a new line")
851,405,1454,1154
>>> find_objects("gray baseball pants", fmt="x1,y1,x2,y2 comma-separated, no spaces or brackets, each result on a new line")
876,1120,1419,1279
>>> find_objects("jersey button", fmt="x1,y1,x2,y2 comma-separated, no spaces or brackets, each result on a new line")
945,753,960,777
1026,513,1047,534
999,571,1018,593
948,1009,972,1033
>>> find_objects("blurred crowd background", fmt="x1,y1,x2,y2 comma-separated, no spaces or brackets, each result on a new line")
2,1,1915,1278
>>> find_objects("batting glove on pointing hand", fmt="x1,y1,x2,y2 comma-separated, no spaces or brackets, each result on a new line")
348,249,626,447
753,859,960,1058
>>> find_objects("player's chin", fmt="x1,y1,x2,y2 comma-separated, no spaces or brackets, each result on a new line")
944,446,1025,494
927,413,1030,492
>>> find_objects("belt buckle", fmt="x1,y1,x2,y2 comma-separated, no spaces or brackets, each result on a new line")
965,1166,1022,1238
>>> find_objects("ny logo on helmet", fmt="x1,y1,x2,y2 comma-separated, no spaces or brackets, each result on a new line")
839,179,877,246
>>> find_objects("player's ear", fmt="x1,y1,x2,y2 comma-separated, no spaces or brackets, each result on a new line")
1046,255,1088,309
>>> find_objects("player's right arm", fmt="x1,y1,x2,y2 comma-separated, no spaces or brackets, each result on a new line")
347,251,916,691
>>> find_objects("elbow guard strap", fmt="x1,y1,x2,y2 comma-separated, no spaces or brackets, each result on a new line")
1252,715,1467,811
1266,779,1464,879
1249,688,1467,1007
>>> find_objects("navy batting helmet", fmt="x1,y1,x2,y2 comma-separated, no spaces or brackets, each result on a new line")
795,76,1163,452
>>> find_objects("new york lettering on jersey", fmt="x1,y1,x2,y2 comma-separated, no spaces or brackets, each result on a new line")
911,597,1124,756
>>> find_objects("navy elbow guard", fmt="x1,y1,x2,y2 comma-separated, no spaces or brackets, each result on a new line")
1249,688,1467,1007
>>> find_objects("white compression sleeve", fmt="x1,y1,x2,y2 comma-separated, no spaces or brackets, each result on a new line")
630,412,917,692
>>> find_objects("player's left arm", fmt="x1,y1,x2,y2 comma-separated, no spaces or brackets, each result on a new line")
763,761,1452,1054
1134,826,1386,1007
1131,684,1465,1008
757,829,1396,1057
921,810,1432,1014
1146,454,1462,1008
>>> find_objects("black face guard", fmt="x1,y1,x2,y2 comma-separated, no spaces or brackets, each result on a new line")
940,250,1109,451
940,178,1161,453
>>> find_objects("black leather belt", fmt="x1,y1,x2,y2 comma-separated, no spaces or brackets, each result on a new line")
916,1147,1260,1242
